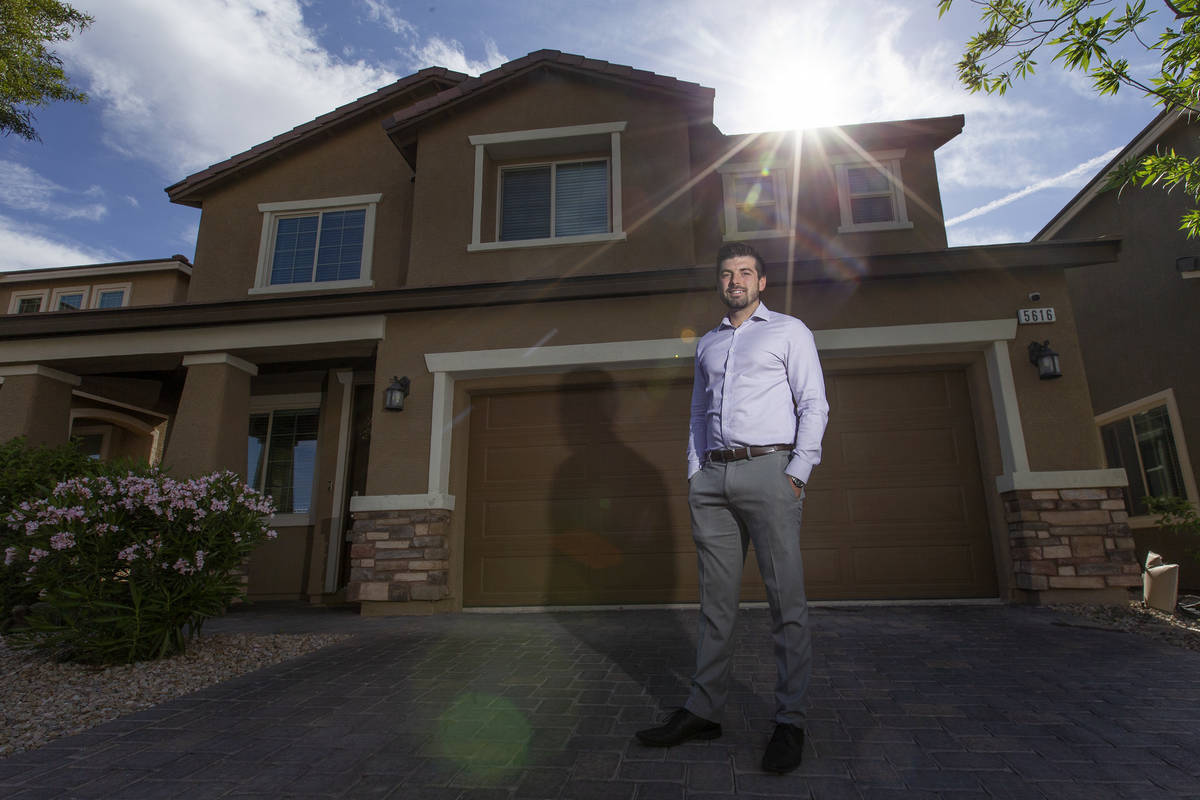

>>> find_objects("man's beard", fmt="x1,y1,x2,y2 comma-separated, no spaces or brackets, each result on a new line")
722,288,756,309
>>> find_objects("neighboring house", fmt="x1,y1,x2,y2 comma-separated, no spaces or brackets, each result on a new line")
1036,108,1200,588
0,50,1136,609
0,256,192,463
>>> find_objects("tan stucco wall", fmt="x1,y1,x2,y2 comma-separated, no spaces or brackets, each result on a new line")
187,113,418,303
246,525,312,599
405,75,700,286
1,268,190,312
163,361,253,478
0,372,75,446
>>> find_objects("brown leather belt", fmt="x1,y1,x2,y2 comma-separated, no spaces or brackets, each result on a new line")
707,443,792,463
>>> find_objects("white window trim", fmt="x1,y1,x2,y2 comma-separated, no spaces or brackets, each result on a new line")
49,286,90,311
1095,388,1199,528
468,122,626,251
90,282,132,309
252,194,380,294
719,160,792,241
248,394,323,526
832,149,913,234
8,289,48,314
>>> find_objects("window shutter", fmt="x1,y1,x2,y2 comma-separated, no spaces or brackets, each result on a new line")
555,161,609,236
501,166,552,241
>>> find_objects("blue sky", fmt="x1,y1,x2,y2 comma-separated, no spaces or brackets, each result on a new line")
0,0,1166,270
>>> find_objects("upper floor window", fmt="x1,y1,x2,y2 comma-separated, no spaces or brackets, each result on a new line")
8,290,47,314
500,159,610,241
51,286,88,311
468,122,627,252
252,194,380,295
832,149,912,233
719,162,791,240
1097,389,1198,523
92,283,130,309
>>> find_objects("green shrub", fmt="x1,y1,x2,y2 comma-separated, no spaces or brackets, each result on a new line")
1144,495,1200,563
3,470,276,664
0,437,105,617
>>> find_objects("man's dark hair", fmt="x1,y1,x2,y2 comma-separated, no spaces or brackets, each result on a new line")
716,241,766,278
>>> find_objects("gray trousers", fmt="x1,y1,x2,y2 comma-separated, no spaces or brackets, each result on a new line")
684,450,811,726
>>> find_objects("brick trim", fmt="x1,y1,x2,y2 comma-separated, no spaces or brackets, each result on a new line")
1004,487,1140,592
347,509,451,602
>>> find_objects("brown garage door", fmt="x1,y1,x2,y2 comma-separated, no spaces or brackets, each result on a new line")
463,368,997,606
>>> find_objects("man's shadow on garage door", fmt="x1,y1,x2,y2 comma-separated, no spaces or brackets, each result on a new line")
546,369,755,727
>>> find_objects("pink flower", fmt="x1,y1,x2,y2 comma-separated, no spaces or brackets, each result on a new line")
28,548,48,563
49,531,76,550
4,546,16,566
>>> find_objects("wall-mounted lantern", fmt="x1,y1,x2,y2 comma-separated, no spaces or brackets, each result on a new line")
1028,341,1062,380
384,376,411,411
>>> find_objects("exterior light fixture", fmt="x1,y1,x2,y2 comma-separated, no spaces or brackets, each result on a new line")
384,376,411,411
1028,341,1062,380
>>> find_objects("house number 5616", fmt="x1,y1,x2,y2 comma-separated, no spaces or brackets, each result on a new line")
1017,308,1056,324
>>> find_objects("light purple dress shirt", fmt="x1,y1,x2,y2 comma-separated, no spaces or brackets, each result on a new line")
686,303,829,483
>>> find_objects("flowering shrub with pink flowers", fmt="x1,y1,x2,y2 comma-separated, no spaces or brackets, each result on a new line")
3,469,276,664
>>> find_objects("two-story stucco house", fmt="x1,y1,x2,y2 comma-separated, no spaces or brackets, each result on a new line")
0,50,1138,611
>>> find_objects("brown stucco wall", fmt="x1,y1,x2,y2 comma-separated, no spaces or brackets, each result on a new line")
163,360,252,478
405,74,700,286
1058,118,1200,491
187,113,417,303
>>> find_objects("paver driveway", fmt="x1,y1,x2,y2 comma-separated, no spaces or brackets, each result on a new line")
1,604,1198,799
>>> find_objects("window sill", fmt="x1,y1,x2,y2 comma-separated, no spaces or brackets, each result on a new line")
468,232,626,252
248,279,374,296
723,229,789,242
1181,270,1200,280
267,513,312,528
837,221,914,234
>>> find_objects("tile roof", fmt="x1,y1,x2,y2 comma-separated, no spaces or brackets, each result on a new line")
165,67,467,205
382,49,715,144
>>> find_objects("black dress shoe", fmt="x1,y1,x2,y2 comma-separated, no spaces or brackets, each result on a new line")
761,723,805,773
635,708,722,747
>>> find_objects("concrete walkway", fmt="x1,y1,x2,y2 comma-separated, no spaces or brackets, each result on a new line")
1,604,1198,799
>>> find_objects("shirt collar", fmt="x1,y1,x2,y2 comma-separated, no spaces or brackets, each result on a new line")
719,302,772,329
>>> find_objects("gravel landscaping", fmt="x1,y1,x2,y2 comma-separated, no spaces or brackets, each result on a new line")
0,631,349,757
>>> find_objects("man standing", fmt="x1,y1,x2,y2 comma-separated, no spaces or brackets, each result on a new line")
636,242,828,774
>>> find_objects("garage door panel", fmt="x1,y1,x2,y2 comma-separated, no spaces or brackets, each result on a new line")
477,496,686,538
464,369,998,606
852,545,979,585
837,372,954,414
840,428,961,468
846,486,967,523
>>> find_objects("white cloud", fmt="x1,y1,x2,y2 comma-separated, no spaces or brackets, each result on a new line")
179,222,200,248
0,161,107,221
405,36,506,77
946,225,1028,247
360,0,414,36
61,0,401,178
0,214,121,271
125,195,139,207
946,147,1123,227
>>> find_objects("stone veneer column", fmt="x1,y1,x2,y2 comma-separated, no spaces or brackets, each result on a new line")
0,365,80,446
347,509,451,603
164,353,257,478
1005,486,1141,597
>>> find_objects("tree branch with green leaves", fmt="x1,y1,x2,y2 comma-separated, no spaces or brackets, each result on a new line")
939,0,1200,236
0,0,93,141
